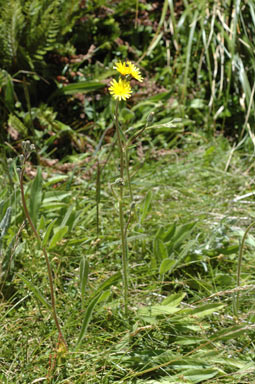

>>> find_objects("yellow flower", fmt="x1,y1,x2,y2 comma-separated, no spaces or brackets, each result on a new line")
127,61,143,82
109,78,132,101
114,60,143,82
114,61,130,76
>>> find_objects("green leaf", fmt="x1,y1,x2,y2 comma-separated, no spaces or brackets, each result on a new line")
140,191,152,223
42,219,57,247
75,291,106,348
58,81,105,95
48,225,68,249
8,114,28,135
161,292,186,306
184,303,225,318
170,221,197,250
37,215,46,231
17,273,51,310
80,256,89,308
183,368,219,383
174,336,206,345
154,238,168,261
138,304,181,323
97,289,111,304
0,207,12,242
60,204,74,228
162,223,176,242
120,107,135,124
92,272,121,299
159,258,175,275
211,324,249,342
4,75,15,112
138,294,185,323
44,175,68,187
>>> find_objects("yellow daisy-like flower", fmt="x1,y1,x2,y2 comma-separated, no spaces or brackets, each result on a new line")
114,61,130,76
109,78,132,101
127,61,143,82
114,60,143,82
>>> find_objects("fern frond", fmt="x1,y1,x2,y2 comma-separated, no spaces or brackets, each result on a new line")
0,0,24,69
23,0,60,63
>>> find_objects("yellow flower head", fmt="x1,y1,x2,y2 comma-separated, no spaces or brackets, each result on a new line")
127,61,143,82
109,78,132,101
114,61,130,76
114,60,143,82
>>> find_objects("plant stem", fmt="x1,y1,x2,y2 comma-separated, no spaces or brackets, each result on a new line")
115,101,129,316
119,199,128,316
235,221,255,317
19,164,67,348
115,102,124,183
124,146,133,202
96,160,101,237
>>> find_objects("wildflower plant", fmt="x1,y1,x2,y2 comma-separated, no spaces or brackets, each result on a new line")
108,60,143,315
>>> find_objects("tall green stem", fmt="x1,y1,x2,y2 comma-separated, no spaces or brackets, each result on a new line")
124,146,133,202
115,101,129,315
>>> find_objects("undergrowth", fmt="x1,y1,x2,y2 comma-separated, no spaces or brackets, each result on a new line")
1,134,255,383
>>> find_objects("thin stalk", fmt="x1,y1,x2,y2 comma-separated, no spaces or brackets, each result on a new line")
234,221,255,317
115,101,129,316
118,199,128,316
96,160,101,237
19,163,67,348
182,11,198,103
115,102,124,182
223,0,241,132
124,146,133,202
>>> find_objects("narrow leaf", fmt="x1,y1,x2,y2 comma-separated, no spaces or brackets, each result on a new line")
140,191,152,223
153,238,168,261
80,256,89,308
17,273,51,310
42,219,57,247
159,258,175,275
75,291,105,348
49,225,68,249
0,207,12,241
161,292,186,306
59,81,105,95
183,368,218,383
162,223,176,242
92,272,121,299
211,324,249,342
184,303,225,318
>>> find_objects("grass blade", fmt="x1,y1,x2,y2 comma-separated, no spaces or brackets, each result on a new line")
75,291,106,348
80,256,89,309
182,10,198,102
48,225,68,249
17,273,51,310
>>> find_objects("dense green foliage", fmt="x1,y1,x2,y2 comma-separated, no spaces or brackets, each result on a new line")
1,1,255,383
1,0,255,150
